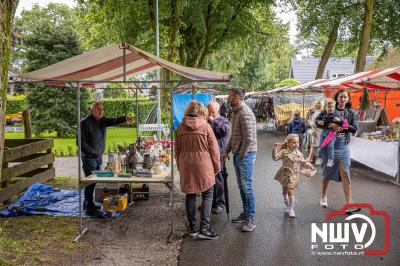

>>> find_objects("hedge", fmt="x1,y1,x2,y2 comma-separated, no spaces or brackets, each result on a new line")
6,95,25,114
5,96,159,126
100,98,156,125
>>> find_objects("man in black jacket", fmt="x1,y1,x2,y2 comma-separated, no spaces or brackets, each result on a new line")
79,102,131,214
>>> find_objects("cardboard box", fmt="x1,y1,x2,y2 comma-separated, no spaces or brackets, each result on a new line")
94,183,120,202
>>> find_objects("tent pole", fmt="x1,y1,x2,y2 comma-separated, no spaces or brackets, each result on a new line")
397,139,400,184
384,89,388,109
74,82,88,242
122,43,127,82
156,0,161,140
136,87,139,138
302,90,305,118
168,85,175,243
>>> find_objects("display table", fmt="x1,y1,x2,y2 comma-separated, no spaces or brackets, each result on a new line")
349,137,399,177
81,167,171,186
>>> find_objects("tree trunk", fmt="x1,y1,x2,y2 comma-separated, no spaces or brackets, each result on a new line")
355,0,374,73
0,0,19,183
196,1,213,68
315,18,341,79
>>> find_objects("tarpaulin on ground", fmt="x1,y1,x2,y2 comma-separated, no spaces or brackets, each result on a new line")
0,183,82,217
172,93,212,129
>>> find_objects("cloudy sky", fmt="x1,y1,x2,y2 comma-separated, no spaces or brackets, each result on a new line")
16,0,298,43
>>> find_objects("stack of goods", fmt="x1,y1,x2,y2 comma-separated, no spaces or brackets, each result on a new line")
104,136,171,178
103,194,128,217
360,121,399,142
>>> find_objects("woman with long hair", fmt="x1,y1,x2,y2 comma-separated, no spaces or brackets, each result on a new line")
318,90,360,213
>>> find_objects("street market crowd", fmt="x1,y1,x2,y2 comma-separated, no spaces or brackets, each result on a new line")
80,88,361,241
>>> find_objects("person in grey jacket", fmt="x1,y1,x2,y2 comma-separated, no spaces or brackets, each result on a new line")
79,102,132,215
207,102,230,214
223,87,257,232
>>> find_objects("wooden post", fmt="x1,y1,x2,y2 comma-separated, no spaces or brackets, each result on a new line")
1,162,8,188
47,147,53,170
23,109,32,138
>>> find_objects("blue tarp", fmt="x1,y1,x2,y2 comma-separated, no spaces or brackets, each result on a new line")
0,183,82,217
0,183,123,218
172,93,212,129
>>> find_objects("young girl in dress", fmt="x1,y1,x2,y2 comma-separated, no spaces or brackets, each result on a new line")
272,134,316,218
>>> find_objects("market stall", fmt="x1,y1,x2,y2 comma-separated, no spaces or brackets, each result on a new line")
267,80,327,129
310,67,400,184
16,43,232,241
349,137,398,177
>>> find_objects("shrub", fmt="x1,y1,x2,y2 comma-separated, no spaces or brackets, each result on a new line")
6,95,26,114
94,98,156,126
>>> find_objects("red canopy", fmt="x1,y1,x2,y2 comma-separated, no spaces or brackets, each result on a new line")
311,67,400,90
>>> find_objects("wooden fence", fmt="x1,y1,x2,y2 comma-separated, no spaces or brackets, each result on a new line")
0,139,55,203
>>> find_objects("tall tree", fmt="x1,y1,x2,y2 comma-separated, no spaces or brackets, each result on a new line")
355,0,374,72
204,2,293,90
315,18,340,79
293,0,400,77
14,3,88,137
0,0,19,183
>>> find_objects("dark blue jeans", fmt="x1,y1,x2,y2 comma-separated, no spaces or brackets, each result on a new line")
233,151,256,221
317,129,336,161
82,159,102,208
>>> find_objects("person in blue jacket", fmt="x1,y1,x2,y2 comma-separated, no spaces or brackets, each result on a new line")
207,102,230,214
287,110,307,149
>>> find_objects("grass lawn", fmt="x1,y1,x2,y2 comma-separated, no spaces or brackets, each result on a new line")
0,177,87,266
5,127,137,156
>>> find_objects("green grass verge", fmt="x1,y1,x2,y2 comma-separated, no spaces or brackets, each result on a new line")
0,177,88,266
0,216,87,266
5,127,137,156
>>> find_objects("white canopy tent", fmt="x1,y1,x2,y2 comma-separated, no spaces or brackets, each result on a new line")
16,43,233,241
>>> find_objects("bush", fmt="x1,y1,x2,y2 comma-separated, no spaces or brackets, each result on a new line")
6,95,26,114
27,85,89,138
274,79,301,88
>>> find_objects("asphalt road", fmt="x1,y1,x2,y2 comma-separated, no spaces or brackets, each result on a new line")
178,130,400,266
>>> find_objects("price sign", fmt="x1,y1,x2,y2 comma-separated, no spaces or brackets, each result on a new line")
138,124,168,132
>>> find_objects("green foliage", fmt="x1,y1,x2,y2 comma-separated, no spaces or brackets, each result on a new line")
204,2,294,90
290,0,400,58
27,86,89,137
103,84,128,98
98,98,156,126
274,79,300,88
5,95,25,114
14,4,89,137
76,0,288,89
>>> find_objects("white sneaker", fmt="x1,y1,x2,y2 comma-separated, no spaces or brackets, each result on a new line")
326,159,334,167
284,207,290,215
320,195,328,208
288,209,296,218
315,158,322,166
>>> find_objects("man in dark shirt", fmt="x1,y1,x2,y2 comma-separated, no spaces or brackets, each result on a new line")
79,102,131,214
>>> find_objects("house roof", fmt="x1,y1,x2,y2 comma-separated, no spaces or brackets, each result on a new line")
18,43,232,87
290,56,375,83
